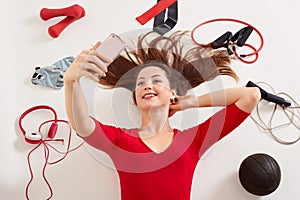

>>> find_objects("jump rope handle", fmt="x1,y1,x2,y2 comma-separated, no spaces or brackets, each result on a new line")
246,81,291,107
231,26,253,47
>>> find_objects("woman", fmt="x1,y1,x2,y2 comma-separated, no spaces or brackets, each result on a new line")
64,30,260,200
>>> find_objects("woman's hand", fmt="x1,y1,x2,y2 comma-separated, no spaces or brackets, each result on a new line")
169,95,199,117
63,41,112,83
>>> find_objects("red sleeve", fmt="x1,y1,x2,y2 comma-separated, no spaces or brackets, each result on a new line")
196,103,250,157
80,117,121,153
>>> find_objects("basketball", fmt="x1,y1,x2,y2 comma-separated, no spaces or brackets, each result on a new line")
238,153,281,196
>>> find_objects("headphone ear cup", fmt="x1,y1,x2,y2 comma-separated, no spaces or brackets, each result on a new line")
47,122,58,138
25,132,42,144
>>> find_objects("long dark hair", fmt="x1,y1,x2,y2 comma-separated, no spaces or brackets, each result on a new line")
98,30,238,95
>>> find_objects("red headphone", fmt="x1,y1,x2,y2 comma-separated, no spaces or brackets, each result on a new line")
18,105,58,144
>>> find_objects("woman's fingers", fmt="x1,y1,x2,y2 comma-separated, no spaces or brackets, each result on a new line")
168,103,179,118
82,62,105,78
87,49,114,73
84,54,107,75
168,95,198,117
81,70,100,82
91,41,101,50
93,50,113,63
83,50,110,77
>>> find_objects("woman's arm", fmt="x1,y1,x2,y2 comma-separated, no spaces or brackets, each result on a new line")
169,87,261,116
198,87,260,112
172,87,261,156
64,43,112,137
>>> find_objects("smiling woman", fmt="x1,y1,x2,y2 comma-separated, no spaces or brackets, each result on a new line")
125,61,188,105
63,30,260,200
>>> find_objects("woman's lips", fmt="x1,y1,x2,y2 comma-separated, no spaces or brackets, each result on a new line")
142,93,157,100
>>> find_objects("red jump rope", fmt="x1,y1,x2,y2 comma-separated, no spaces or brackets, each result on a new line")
191,18,264,64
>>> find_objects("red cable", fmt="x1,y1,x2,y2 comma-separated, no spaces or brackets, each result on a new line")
191,18,264,64
25,140,55,199
42,144,53,200
234,43,259,64
25,119,84,199
26,143,42,200
42,119,84,165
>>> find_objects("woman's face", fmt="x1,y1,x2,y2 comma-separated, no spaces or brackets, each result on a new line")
135,66,175,111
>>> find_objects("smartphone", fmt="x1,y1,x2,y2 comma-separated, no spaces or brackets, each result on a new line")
96,33,126,62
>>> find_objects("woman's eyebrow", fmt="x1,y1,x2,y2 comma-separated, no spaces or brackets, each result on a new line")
151,75,162,78
137,74,162,80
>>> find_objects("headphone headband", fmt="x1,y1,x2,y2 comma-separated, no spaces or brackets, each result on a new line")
18,105,58,144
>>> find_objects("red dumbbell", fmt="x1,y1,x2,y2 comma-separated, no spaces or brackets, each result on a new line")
40,4,85,38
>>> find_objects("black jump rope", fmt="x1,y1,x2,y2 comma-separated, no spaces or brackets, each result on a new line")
246,81,300,145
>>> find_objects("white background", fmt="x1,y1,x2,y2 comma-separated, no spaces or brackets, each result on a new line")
1,0,300,199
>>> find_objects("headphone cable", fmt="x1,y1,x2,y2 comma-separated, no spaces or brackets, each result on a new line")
25,119,84,200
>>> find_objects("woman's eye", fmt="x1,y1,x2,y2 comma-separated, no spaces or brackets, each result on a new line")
153,79,162,84
137,81,144,86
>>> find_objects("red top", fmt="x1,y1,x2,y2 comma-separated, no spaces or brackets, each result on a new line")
82,104,250,200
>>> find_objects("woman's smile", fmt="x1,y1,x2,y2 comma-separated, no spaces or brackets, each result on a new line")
142,92,157,100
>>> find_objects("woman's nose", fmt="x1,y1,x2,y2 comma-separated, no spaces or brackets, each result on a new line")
143,83,153,90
